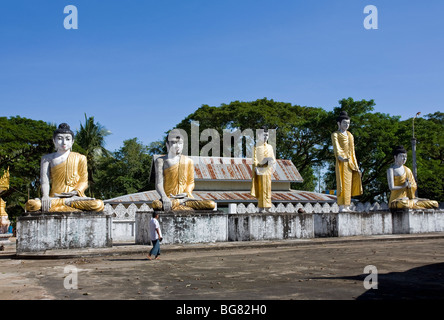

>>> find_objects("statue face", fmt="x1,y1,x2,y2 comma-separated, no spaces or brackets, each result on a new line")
167,138,184,156
394,153,407,166
258,130,269,143
338,119,350,131
53,133,74,152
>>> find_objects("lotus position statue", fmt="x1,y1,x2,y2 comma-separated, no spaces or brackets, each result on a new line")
331,111,363,212
387,146,438,210
251,126,276,213
25,123,104,213
152,129,216,211
0,168,11,233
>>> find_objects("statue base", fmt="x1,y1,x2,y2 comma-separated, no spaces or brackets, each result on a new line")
0,233,13,244
136,210,227,245
16,211,112,253
228,212,314,241
392,208,444,234
314,211,393,237
136,211,315,245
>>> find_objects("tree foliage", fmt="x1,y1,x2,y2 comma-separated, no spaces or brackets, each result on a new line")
0,117,55,222
322,98,407,202
171,98,443,202
406,112,444,201
1,100,442,224
93,138,153,200
75,114,111,197
174,98,331,191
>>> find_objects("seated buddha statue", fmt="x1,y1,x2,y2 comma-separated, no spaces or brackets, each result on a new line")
25,123,104,213
387,146,438,211
151,129,216,212
0,168,11,233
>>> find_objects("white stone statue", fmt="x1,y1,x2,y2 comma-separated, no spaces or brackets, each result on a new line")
331,111,363,212
152,129,216,212
250,126,276,213
387,145,438,210
26,123,104,212
0,168,10,233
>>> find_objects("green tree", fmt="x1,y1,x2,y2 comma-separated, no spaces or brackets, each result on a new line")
171,98,332,191
403,112,444,202
75,114,111,197
323,98,407,202
0,116,55,224
172,97,444,203
322,99,444,203
94,138,153,199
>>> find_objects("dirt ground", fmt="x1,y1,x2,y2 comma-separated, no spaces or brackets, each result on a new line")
1,235,443,302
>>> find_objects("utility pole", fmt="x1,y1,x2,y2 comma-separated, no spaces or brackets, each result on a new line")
411,112,420,197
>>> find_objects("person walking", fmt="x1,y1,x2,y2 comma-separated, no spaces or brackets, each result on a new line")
148,212,162,260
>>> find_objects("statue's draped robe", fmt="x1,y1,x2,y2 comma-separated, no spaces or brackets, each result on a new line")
26,152,104,212
389,165,438,210
331,131,363,206
152,155,216,211
250,142,275,209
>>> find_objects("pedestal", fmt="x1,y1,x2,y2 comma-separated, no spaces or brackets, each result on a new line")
16,211,113,253
136,210,227,245
392,209,444,234
228,213,314,241
314,211,393,237
0,233,13,244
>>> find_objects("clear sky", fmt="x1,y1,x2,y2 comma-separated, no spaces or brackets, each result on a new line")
1,0,443,152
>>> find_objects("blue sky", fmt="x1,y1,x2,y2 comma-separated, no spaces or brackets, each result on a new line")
1,0,443,152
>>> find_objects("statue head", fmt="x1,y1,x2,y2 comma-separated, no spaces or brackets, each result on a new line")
166,129,184,156
392,145,407,166
53,123,75,153
336,111,350,131
257,125,270,144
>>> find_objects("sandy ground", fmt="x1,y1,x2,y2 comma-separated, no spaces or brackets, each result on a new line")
1,235,443,301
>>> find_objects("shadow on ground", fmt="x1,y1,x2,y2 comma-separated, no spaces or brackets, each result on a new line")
313,263,444,299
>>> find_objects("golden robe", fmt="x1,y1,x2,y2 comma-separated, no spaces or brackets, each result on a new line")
26,152,104,212
152,155,216,211
389,165,438,210
331,131,363,206
250,143,275,208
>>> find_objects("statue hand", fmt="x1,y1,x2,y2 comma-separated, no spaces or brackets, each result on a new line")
54,191,78,198
171,193,187,199
179,197,192,204
41,195,51,212
162,197,172,211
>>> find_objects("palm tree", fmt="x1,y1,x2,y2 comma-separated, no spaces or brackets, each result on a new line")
75,114,111,196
